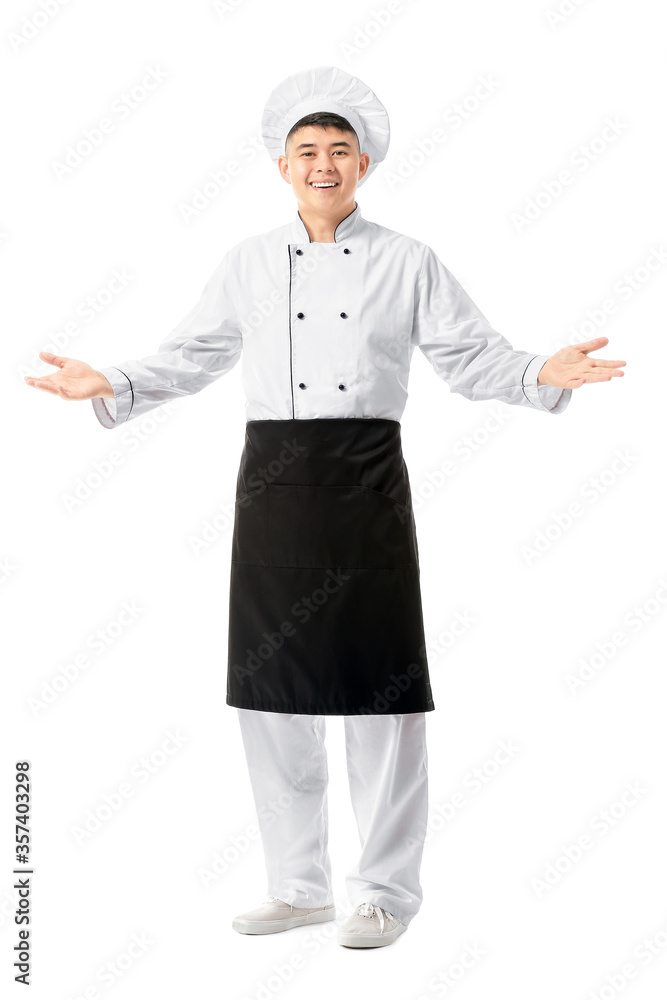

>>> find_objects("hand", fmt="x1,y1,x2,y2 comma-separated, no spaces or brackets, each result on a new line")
537,337,626,389
24,352,115,400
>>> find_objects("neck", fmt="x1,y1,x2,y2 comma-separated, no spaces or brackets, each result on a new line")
297,200,356,243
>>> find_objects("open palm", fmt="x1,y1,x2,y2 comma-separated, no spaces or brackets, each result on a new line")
24,351,112,401
538,336,626,389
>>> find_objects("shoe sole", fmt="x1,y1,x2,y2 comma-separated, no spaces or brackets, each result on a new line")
232,906,336,935
338,923,407,948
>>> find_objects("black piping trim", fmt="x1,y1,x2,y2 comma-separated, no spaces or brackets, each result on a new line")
520,356,537,403
114,367,135,420
287,247,295,418
296,210,313,244
333,204,355,242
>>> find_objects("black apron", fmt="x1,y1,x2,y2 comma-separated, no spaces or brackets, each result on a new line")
226,418,435,715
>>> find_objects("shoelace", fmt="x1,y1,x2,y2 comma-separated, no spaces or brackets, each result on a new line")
356,902,390,934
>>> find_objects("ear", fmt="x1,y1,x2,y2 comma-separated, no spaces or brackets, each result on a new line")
278,155,292,185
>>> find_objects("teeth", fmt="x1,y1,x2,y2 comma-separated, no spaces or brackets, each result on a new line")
311,182,337,187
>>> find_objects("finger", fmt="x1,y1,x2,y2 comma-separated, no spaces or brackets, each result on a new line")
24,377,64,396
587,360,627,368
577,372,624,383
585,365,625,375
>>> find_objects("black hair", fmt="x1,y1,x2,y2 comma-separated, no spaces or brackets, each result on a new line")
285,112,360,155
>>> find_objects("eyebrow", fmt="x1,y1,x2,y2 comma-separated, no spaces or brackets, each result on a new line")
294,140,353,150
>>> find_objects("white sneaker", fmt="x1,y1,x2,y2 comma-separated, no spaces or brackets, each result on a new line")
337,902,407,948
232,895,336,935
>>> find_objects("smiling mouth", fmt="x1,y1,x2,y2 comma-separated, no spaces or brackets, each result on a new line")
310,182,339,189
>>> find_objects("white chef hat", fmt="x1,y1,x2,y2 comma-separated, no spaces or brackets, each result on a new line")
261,65,390,186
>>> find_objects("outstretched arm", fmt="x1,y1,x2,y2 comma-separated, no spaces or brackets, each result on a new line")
24,247,243,428
411,245,626,414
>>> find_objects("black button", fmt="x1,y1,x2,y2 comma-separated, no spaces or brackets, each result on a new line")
338,383,346,390
340,312,347,318
343,248,351,254
296,249,303,255
298,382,306,389
297,312,304,319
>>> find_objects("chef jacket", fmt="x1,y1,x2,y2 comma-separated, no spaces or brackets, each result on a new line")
91,202,571,429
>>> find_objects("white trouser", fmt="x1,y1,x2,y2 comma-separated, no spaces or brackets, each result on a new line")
236,708,429,927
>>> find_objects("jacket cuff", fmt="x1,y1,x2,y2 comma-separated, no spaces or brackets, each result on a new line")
91,367,133,428
521,354,572,413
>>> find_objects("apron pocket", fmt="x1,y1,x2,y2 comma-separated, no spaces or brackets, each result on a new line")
265,484,367,568
360,486,417,567
231,486,268,566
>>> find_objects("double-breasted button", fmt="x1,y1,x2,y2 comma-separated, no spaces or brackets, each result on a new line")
296,312,304,319
340,312,347,318
343,248,351,254
338,383,346,390
298,382,306,389
295,249,303,255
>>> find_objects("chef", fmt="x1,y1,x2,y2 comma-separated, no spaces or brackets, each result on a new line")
25,65,625,949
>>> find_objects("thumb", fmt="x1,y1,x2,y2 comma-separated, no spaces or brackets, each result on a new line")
39,351,71,368
569,336,608,355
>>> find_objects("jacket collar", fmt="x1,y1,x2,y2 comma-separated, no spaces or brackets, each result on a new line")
291,201,363,244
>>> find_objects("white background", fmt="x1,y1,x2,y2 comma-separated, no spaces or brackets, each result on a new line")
2,0,665,997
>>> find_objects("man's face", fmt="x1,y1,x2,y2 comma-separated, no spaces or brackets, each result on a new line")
278,125,370,209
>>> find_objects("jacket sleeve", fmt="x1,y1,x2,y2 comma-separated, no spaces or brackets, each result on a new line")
91,248,243,429
411,244,571,414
